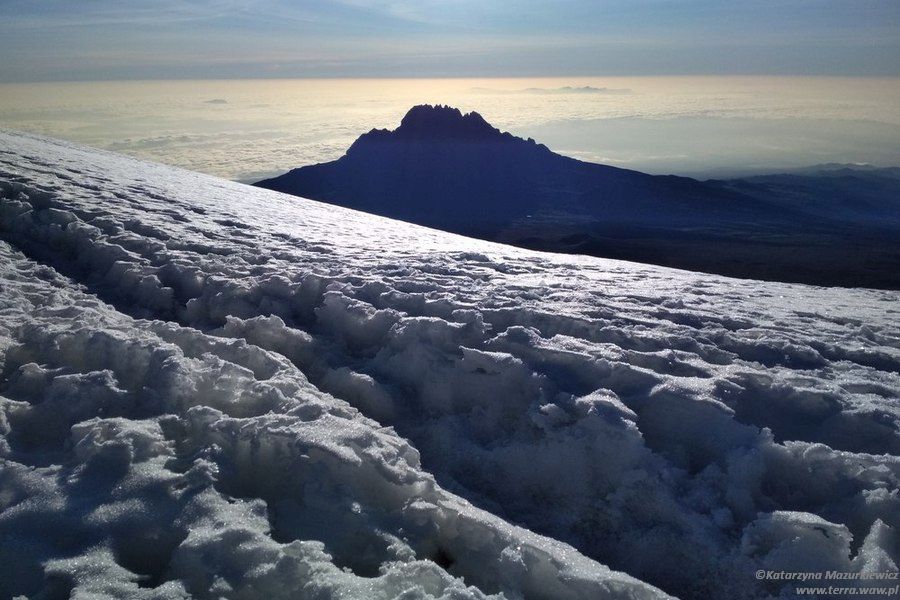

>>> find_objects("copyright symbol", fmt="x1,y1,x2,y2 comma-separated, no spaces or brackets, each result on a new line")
756,570,765,580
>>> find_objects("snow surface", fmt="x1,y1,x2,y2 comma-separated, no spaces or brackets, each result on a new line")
0,130,898,599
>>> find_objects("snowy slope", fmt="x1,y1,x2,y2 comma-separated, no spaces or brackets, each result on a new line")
0,130,898,599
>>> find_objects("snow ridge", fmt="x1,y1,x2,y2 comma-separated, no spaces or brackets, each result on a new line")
0,131,898,599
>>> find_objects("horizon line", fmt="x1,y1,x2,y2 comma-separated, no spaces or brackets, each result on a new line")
4,73,900,85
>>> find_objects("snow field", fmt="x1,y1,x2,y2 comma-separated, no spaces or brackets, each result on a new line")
1,131,898,599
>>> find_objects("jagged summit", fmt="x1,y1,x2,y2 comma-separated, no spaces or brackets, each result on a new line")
348,104,527,152
396,104,501,140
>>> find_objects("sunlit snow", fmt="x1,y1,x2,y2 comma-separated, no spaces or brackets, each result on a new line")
0,131,897,599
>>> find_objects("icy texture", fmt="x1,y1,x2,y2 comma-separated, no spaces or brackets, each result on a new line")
0,130,898,599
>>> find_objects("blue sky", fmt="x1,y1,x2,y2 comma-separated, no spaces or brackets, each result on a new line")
1,0,898,82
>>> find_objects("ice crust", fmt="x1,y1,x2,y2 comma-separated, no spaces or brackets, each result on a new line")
0,131,898,599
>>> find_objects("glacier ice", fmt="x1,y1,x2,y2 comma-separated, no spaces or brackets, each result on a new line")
0,131,898,599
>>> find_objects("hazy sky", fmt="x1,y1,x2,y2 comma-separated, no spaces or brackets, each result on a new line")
1,0,898,82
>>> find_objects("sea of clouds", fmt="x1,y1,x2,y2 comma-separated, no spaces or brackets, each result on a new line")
1,77,898,181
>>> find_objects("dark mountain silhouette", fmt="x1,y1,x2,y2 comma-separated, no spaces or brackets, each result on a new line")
256,105,900,289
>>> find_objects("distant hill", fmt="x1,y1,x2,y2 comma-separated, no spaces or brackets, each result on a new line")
256,105,900,289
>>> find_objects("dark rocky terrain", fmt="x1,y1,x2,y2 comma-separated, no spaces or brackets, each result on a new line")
257,105,900,289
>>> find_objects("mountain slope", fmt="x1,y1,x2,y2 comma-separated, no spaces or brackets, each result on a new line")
1,131,899,600
257,105,779,232
257,105,900,289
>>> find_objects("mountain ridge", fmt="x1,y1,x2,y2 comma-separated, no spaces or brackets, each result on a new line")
256,105,900,289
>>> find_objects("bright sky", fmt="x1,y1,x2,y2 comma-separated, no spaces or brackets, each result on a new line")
1,0,898,82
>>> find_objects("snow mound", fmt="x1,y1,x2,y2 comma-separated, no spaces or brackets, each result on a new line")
0,130,898,599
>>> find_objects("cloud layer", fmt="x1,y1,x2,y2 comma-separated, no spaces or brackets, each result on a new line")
1,77,896,180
